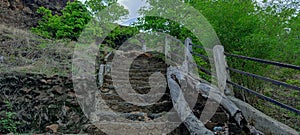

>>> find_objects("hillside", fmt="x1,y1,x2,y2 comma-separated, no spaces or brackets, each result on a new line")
1,0,299,134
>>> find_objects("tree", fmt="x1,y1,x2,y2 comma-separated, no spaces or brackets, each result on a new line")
85,0,118,14
32,0,92,40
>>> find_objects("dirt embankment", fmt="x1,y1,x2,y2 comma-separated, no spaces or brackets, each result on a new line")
0,0,73,29
0,72,106,134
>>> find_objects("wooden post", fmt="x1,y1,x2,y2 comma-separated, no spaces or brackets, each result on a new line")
165,36,171,62
167,67,214,135
98,64,105,88
104,52,112,62
142,41,147,52
183,38,193,72
213,45,233,96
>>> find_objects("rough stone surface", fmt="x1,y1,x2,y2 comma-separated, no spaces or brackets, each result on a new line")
0,52,249,134
229,96,299,135
0,72,97,134
0,0,73,29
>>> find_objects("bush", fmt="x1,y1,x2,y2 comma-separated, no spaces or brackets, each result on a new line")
32,1,92,40
0,100,20,133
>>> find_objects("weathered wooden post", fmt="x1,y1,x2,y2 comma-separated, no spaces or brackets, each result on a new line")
142,40,147,52
184,38,193,72
213,45,233,96
0,56,4,63
165,36,171,63
98,52,113,87
98,64,105,87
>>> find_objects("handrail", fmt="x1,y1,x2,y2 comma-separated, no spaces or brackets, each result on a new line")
227,80,300,115
227,67,300,91
190,52,209,60
187,37,300,115
189,43,213,51
224,52,300,70
196,65,212,75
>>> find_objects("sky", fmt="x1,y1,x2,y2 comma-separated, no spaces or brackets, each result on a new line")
79,0,149,26
79,0,299,25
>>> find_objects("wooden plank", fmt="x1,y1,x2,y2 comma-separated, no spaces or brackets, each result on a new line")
169,67,263,134
98,64,105,88
167,67,214,135
164,36,171,64
213,45,227,93
104,52,113,62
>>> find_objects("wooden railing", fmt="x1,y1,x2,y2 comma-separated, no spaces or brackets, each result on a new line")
186,38,300,115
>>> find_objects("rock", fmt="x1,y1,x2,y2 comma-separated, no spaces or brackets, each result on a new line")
22,7,32,14
52,86,63,95
48,104,58,109
40,79,48,84
0,0,73,29
21,88,32,93
46,124,59,133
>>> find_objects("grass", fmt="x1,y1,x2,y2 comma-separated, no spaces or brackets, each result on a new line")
0,100,21,133
0,24,74,76
231,67,300,132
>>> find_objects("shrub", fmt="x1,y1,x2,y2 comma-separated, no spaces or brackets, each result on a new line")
0,100,20,133
32,1,92,40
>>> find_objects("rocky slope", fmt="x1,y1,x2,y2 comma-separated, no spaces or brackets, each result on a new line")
0,0,73,29
0,72,99,134
0,1,250,134
0,51,249,134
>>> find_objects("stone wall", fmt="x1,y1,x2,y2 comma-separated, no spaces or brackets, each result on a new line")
0,72,103,134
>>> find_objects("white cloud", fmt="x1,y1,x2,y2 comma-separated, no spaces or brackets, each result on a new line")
118,0,149,19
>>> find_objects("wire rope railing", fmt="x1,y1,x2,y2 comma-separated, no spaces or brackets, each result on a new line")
187,39,300,115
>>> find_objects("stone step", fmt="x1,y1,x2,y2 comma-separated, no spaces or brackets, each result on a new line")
108,72,165,77
99,93,170,102
102,100,173,113
110,57,166,63
110,68,154,72
110,64,167,69
104,80,166,88
103,84,167,90
99,88,171,99
92,111,180,122
104,76,166,82
102,86,168,94
129,64,168,69
109,68,167,74
103,99,172,106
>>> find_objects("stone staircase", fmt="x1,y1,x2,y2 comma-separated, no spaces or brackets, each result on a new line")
100,51,174,118
96,51,245,135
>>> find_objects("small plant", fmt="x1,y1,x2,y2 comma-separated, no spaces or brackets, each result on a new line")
0,100,20,133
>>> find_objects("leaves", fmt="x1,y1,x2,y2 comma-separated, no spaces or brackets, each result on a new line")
31,1,92,40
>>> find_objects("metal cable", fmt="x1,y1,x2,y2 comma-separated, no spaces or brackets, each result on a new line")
227,67,300,92
227,80,300,115
196,65,212,75
189,43,213,51
191,52,209,60
225,53,300,70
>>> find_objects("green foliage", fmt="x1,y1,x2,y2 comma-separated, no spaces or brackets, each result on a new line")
102,25,139,48
85,0,117,14
0,100,20,133
32,1,92,40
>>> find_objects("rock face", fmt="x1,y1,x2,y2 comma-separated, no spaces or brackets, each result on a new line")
96,51,246,135
0,51,246,134
0,73,101,134
0,0,73,28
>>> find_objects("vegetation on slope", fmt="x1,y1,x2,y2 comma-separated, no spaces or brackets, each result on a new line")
1,0,299,132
